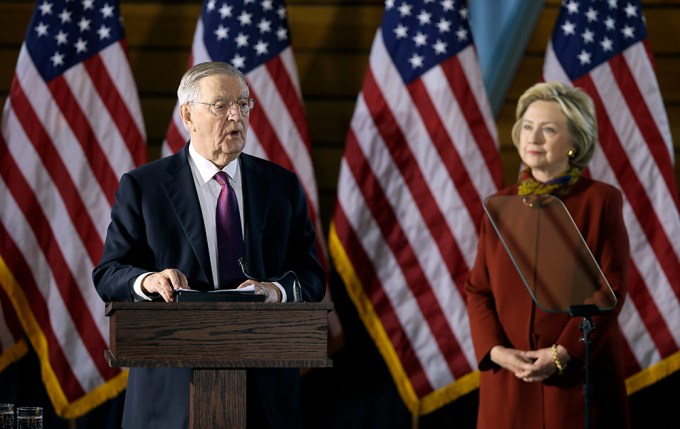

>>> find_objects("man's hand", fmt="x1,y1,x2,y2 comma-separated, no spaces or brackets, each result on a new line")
238,281,281,302
141,269,189,302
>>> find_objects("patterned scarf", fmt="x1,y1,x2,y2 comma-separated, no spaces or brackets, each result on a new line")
517,166,581,198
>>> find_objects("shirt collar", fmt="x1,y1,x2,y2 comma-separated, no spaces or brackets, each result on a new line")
188,143,240,184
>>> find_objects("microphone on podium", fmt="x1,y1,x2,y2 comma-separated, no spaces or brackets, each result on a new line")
238,258,303,302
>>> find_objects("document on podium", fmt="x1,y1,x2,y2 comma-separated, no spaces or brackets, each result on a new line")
483,194,616,314
174,285,266,302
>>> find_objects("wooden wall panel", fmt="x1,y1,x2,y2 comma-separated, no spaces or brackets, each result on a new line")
0,0,678,229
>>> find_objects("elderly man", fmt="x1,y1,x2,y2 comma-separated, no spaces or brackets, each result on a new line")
93,61,325,429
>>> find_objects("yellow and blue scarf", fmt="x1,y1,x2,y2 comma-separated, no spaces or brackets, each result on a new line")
517,167,581,197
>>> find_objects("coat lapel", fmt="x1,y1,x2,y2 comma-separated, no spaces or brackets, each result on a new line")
240,154,270,277
161,145,214,288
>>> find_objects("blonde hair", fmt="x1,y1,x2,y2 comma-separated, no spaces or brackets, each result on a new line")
511,81,597,170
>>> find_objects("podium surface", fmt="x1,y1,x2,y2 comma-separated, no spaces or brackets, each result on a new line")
105,301,333,428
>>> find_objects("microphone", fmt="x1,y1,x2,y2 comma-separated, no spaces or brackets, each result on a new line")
522,194,555,209
238,258,303,302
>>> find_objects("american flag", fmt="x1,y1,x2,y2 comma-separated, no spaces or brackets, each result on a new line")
544,0,680,391
0,0,145,417
0,287,27,372
330,0,503,414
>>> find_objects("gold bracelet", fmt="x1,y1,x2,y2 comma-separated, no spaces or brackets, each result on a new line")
552,344,564,375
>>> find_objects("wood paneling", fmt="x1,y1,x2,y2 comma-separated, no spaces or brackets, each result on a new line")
0,0,678,228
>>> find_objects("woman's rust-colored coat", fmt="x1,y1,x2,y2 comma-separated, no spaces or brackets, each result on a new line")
466,177,630,429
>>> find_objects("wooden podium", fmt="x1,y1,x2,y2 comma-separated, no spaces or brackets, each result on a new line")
104,301,333,429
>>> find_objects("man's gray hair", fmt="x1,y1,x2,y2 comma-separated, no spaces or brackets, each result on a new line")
177,62,247,105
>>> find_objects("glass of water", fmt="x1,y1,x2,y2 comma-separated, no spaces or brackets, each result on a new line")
0,404,13,429
16,407,42,429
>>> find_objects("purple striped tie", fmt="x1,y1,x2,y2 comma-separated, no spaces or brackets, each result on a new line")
214,171,245,288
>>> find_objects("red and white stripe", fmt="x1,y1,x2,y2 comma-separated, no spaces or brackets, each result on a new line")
0,41,144,417
330,30,502,413
545,40,680,385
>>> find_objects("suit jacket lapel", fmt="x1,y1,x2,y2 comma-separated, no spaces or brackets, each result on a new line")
240,154,270,277
162,144,214,288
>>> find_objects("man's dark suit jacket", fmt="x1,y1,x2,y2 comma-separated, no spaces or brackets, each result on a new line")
93,143,325,429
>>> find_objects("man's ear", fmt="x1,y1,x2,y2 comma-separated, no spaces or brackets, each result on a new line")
179,104,192,132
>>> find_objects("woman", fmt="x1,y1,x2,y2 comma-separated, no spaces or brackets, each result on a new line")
466,81,630,428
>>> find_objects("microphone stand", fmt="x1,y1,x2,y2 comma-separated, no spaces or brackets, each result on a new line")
292,278,302,303
238,258,303,302
568,304,599,429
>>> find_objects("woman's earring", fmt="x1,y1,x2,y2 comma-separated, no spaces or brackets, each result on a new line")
568,149,575,159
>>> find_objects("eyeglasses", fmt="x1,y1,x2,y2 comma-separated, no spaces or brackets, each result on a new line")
188,97,256,117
